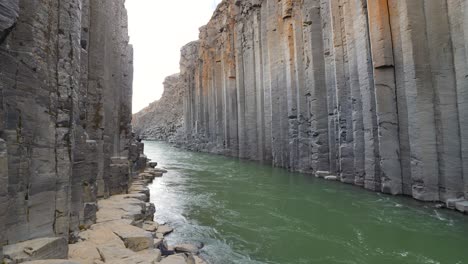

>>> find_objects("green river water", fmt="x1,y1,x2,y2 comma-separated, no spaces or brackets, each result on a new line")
145,141,468,264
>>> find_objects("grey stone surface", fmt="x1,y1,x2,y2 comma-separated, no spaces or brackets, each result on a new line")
133,0,468,208
3,237,68,263
0,0,139,256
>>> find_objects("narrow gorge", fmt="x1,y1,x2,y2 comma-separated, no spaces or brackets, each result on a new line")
135,0,468,211
1,0,468,263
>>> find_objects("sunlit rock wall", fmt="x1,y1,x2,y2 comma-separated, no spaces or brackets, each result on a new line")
0,0,137,255
178,0,468,206
132,74,184,142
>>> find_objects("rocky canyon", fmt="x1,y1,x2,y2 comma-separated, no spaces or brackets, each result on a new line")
134,0,468,211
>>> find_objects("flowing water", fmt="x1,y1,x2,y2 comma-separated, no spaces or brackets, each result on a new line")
145,141,468,264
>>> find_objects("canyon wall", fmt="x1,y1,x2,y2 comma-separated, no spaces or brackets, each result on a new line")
0,0,143,258
132,74,184,142
171,0,468,208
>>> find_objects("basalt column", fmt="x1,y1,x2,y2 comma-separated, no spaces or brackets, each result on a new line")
144,0,468,209
0,0,136,252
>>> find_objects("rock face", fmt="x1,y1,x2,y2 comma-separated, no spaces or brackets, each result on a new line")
0,0,141,259
141,0,468,207
132,74,184,142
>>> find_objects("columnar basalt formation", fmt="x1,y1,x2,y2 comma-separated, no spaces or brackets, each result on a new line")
132,74,184,142
162,0,468,208
0,0,140,259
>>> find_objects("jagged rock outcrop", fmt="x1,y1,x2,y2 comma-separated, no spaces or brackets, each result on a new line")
158,0,468,208
132,74,184,142
0,0,142,260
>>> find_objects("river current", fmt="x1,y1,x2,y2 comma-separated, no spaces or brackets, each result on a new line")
145,141,468,264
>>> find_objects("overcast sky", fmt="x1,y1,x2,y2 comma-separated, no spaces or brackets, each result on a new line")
126,0,222,113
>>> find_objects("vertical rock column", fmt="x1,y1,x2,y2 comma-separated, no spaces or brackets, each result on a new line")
0,139,8,259
367,0,402,195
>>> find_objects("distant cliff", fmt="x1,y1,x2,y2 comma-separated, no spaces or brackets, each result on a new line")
143,0,468,210
0,0,144,258
132,74,184,142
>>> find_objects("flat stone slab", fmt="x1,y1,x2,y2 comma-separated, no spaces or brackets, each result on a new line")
22,261,80,264
159,254,191,264
4,237,68,263
324,175,338,181
142,220,159,232
455,201,468,213
103,221,154,251
157,225,174,236
315,171,330,178
174,243,199,254
68,241,102,264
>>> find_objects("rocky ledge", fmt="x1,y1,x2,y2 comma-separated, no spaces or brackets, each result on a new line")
3,165,207,264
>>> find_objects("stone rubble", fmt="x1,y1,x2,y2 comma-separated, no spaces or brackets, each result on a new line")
65,165,206,264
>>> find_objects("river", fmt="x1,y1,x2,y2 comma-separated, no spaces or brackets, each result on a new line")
145,141,468,264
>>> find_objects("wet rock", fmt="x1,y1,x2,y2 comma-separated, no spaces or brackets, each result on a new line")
149,162,158,168
174,244,199,254
3,237,68,263
455,201,468,213
446,198,465,210
315,171,331,178
325,176,339,181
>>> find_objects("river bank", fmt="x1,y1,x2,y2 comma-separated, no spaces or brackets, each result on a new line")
144,141,468,264
3,163,207,264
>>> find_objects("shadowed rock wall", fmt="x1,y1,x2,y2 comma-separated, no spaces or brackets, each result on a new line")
0,0,140,256
173,0,468,208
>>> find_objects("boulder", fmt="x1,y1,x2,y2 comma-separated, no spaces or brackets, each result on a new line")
149,162,158,168
446,198,465,209
143,221,159,232
174,244,199,254
324,176,338,181
109,222,154,251
455,200,468,213
157,225,174,236
3,237,68,263
315,171,330,178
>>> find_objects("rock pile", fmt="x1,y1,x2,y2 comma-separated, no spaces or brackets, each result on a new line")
68,166,206,264
132,74,185,142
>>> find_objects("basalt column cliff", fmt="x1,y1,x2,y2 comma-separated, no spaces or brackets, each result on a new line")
161,0,468,208
0,0,144,259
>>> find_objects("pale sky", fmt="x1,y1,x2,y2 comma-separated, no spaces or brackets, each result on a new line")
126,0,222,113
